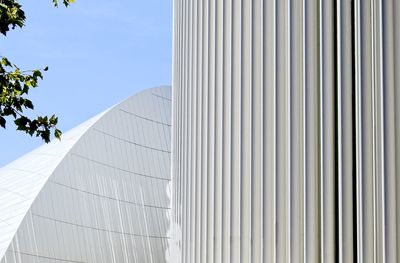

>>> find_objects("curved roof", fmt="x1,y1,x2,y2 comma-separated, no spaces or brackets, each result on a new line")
0,86,171,262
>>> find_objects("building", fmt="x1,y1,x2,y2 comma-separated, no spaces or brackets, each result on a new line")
172,0,400,262
0,86,172,263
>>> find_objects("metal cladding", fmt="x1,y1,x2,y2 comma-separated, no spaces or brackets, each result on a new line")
172,0,400,262
0,86,171,263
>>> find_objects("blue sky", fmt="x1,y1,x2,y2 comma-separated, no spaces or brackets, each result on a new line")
0,0,172,166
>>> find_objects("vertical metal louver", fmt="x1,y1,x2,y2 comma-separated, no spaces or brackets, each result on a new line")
171,0,400,262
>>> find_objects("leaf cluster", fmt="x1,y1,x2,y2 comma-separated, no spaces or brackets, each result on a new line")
0,0,25,35
0,57,61,142
0,0,73,142
0,0,74,35
52,0,74,8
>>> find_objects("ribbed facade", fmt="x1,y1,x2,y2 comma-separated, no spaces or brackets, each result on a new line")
172,0,400,262
0,86,172,263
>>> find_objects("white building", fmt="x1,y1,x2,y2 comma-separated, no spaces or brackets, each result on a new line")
0,86,171,263
172,0,400,262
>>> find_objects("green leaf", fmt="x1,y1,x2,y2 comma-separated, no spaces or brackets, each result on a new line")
1,57,11,67
41,129,51,143
24,99,34,109
49,115,58,125
0,116,6,128
29,120,38,132
14,116,29,130
32,70,43,79
55,129,62,140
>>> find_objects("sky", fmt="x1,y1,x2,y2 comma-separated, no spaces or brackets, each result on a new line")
0,0,172,166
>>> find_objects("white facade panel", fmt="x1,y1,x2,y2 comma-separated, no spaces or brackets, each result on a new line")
172,0,400,262
0,86,171,263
